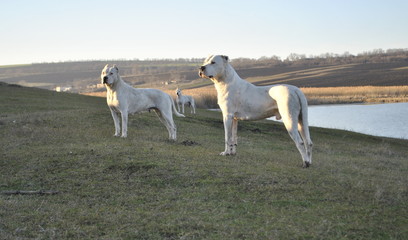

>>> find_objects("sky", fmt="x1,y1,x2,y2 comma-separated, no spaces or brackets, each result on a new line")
2,0,408,65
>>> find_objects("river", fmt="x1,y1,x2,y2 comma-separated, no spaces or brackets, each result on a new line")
269,102,408,140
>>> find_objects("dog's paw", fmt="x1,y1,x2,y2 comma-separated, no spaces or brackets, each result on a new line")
220,151,235,156
302,161,311,168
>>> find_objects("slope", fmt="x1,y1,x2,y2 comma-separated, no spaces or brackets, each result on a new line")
0,83,407,239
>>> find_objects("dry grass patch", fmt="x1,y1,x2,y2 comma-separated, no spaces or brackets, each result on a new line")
166,85,408,108
303,86,408,104
83,85,408,108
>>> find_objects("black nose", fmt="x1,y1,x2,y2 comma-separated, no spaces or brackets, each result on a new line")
200,66,206,71
103,76,108,83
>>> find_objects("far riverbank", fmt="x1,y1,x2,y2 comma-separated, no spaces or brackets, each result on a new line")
83,85,408,107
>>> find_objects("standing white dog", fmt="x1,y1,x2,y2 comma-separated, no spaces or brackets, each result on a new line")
101,64,184,140
198,55,313,167
175,88,196,114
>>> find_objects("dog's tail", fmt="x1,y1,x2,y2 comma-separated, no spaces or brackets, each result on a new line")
296,89,309,127
170,96,185,117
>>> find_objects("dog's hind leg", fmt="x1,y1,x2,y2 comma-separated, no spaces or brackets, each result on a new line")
298,120,313,167
282,117,310,167
155,109,177,140
273,86,311,167
188,102,193,114
154,110,168,137
278,101,310,167
296,89,313,167
164,113,177,140
191,99,196,114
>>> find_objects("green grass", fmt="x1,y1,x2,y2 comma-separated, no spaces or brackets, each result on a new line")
1,83,407,239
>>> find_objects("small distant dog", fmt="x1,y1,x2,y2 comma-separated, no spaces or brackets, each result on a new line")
198,55,313,168
101,64,184,140
175,88,196,114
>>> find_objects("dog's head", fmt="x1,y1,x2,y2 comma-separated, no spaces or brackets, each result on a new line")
176,88,182,96
198,55,229,81
101,64,119,86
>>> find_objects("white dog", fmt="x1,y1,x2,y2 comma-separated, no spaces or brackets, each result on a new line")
101,64,184,140
175,88,196,114
198,55,313,167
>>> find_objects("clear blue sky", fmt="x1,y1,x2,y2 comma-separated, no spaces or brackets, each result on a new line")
2,0,407,65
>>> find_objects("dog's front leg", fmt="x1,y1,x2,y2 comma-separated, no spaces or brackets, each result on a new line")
177,101,181,112
120,111,128,138
232,118,238,146
221,114,236,155
110,108,121,137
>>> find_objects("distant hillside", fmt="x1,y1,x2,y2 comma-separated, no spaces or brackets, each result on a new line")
0,49,407,92
239,62,408,87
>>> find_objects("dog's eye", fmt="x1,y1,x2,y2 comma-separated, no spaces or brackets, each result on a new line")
110,72,113,75
211,61,215,64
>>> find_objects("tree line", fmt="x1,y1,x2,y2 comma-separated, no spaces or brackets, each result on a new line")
231,48,408,69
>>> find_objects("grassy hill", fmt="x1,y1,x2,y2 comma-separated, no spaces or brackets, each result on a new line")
1,83,407,239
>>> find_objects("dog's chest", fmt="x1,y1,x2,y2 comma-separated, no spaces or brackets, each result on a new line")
106,91,120,108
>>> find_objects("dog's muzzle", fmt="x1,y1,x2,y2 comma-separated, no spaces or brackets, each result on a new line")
103,76,108,84
198,66,204,78
198,66,213,78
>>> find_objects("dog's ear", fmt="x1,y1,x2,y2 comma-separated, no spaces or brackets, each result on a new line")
113,65,119,72
205,55,214,62
103,64,109,71
221,55,229,62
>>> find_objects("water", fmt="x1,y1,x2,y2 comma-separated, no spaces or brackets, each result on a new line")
269,102,408,140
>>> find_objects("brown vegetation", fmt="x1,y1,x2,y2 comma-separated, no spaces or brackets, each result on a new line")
85,85,408,109
303,86,408,105
182,86,408,108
